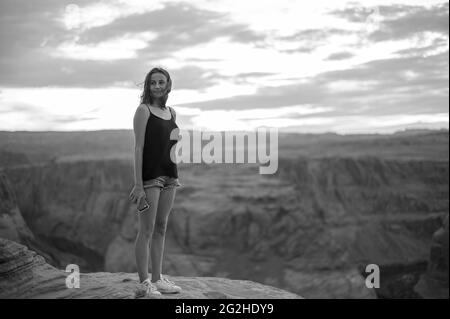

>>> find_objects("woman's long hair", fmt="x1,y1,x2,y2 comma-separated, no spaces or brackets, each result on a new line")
140,67,172,108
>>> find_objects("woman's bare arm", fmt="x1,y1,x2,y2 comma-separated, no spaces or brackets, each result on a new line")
170,106,176,122
133,104,148,187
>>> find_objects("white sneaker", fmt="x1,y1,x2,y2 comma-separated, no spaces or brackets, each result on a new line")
135,278,162,298
153,275,182,294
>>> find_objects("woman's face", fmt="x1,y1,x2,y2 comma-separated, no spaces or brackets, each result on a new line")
150,73,168,98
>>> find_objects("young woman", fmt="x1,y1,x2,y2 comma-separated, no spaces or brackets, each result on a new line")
129,67,182,298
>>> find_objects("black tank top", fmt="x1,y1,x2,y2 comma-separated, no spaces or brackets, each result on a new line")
142,104,179,181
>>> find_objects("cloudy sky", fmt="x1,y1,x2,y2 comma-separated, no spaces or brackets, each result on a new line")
0,0,448,133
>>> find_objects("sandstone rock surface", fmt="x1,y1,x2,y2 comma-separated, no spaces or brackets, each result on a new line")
0,239,302,299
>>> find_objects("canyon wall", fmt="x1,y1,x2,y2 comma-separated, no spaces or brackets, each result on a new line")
2,152,447,298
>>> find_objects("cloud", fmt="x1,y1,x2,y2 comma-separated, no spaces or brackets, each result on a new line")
395,37,449,57
370,3,449,41
168,66,225,90
276,28,354,53
0,100,96,131
280,46,317,54
0,0,92,57
0,1,267,89
174,50,448,119
78,3,266,51
317,51,448,88
52,32,158,61
0,102,41,114
281,28,354,41
328,4,415,23
0,53,225,91
325,51,355,60
0,0,84,86
175,106,448,133
329,3,449,42
52,114,97,124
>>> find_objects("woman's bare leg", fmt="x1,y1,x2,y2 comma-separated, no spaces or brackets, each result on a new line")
151,186,176,282
135,187,160,283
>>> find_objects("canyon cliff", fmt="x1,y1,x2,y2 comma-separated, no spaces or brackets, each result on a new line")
0,130,448,298
0,239,300,299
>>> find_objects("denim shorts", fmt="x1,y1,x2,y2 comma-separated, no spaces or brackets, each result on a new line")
143,176,182,191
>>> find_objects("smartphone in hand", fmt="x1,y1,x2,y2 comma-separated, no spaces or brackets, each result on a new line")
137,197,149,213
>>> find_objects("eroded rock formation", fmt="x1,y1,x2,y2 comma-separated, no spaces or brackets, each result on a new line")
0,239,301,299
414,214,449,299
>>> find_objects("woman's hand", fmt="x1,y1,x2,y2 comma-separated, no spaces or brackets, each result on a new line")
129,185,146,204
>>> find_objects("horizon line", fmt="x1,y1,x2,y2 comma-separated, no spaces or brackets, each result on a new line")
0,127,448,136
